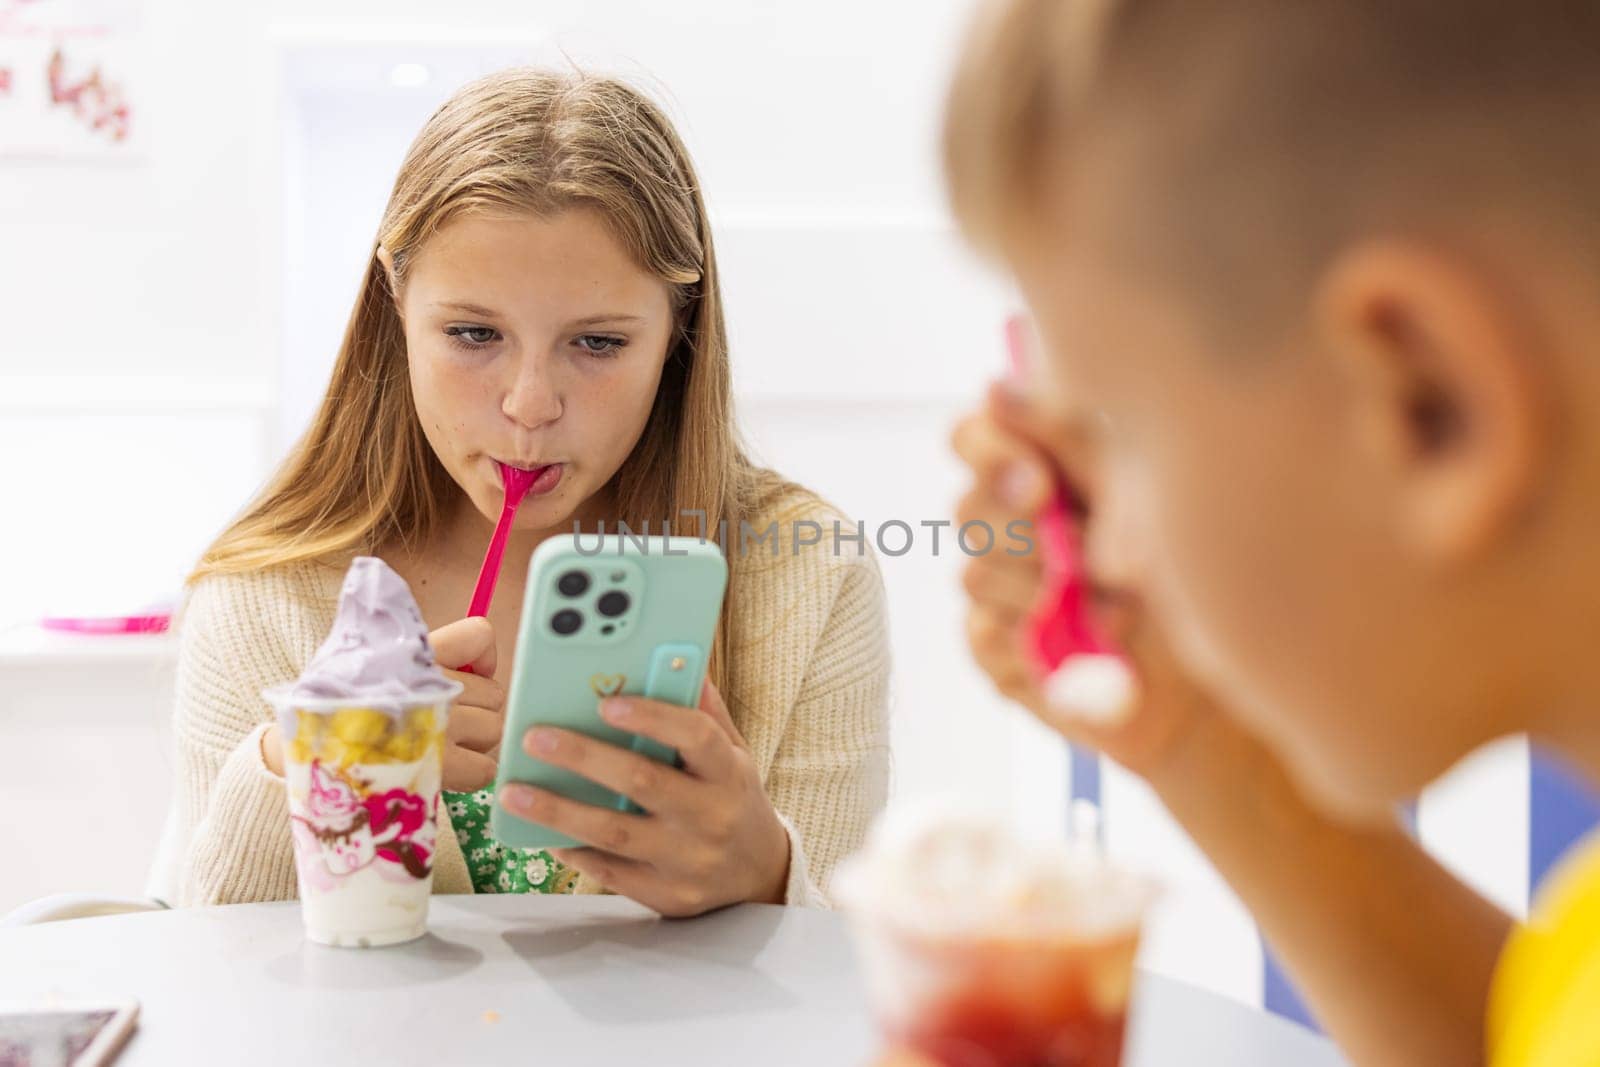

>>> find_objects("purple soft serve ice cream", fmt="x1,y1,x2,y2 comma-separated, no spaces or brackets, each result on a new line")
289,556,455,707
267,556,456,948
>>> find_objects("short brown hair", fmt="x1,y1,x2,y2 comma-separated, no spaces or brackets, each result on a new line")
945,0,1600,315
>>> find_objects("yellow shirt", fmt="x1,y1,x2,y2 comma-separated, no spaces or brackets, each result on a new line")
1489,832,1600,1066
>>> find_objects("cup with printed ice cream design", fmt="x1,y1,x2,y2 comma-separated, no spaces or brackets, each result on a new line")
263,557,460,948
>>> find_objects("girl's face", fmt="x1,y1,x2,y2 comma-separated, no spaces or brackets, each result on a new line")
394,208,676,534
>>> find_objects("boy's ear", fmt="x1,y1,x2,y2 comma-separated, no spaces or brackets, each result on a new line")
1313,242,1548,564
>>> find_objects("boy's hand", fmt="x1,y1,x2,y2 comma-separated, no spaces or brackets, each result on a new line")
952,382,1215,783
954,382,1516,1067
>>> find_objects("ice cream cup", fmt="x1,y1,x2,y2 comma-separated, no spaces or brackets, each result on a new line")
263,683,460,948
834,809,1159,1067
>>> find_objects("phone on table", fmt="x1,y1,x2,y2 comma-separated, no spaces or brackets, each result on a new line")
490,533,728,850
0,999,139,1067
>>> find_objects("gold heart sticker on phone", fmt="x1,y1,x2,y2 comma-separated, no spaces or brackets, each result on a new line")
589,673,627,697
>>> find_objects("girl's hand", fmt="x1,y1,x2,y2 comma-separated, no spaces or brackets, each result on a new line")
498,680,792,917
259,617,503,789
951,382,1217,783
428,617,506,792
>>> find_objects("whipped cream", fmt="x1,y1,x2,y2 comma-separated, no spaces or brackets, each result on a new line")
834,800,1156,941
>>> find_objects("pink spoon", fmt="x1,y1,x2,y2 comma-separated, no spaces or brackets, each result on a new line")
459,461,541,674
1003,315,1120,675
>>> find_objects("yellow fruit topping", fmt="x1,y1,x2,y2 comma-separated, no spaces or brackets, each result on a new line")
286,704,445,767
329,707,391,746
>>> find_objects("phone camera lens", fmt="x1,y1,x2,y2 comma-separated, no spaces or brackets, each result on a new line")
551,609,583,636
557,570,590,597
597,591,630,618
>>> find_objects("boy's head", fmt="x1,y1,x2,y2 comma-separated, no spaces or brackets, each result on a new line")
946,0,1600,818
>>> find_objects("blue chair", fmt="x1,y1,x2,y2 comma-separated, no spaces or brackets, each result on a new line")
1260,746,1600,1030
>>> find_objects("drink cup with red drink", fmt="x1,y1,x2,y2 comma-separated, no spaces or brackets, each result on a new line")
836,803,1158,1067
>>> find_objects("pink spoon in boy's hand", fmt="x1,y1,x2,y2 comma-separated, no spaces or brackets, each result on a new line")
458,461,543,674
1002,315,1135,724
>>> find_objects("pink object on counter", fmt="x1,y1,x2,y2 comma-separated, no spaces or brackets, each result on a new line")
1003,315,1120,675
40,613,171,635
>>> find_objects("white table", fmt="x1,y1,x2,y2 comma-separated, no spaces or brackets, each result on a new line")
0,896,1346,1065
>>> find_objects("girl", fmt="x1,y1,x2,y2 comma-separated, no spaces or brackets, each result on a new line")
167,69,890,917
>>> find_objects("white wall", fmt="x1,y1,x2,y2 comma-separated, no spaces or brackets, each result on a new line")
0,0,1531,1020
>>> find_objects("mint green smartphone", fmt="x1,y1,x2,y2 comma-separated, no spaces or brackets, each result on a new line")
489,533,728,851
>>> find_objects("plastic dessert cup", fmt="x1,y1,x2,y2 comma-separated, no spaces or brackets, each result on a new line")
264,683,459,948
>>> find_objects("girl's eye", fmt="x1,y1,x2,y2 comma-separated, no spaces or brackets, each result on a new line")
444,325,499,348
575,334,627,357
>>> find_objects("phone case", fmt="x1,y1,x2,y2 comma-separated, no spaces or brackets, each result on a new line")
489,533,728,850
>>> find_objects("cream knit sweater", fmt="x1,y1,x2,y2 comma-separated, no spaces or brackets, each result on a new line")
167,487,891,909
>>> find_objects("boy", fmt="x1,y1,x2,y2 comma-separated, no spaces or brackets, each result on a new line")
947,2,1600,1065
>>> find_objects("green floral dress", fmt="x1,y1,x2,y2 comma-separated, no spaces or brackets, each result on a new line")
443,788,578,894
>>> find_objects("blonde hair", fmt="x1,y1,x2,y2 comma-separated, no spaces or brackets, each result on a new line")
194,68,792,689
945,0,1600,296
942,0,1114,255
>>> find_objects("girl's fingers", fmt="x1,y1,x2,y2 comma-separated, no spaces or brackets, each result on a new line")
430,617,498,677
518,726,699,815
549,848,718,920
448,703,503,753
597,696,739,782
442,745,496,792
441,669,506,712
499,785,663,864
693,680,745,749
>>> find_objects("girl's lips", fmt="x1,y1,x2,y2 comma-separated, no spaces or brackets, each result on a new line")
492,459,563,497
526,463,563,496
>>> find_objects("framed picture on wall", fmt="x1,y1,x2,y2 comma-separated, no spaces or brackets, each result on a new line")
0,0,142,159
